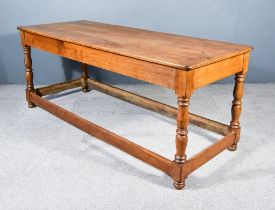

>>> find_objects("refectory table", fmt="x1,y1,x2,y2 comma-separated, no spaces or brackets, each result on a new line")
17,20,253,190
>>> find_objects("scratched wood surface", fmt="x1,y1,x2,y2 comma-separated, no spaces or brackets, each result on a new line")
18,20,252,70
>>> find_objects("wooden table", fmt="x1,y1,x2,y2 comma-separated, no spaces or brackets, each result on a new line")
17,20,252,190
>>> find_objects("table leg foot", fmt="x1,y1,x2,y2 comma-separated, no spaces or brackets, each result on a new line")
28,102,36,108
228,143,237,151
81,87,90,93
173,180,185,190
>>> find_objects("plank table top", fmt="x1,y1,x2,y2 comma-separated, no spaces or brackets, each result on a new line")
18,20,252,70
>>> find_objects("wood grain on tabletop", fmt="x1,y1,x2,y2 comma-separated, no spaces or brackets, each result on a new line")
18,20,252,70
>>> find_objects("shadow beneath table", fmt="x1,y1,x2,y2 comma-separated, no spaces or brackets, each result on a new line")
79,135,172,189
44,88,82,100
61,58,82,81
149,111,218,143
185,133,274,190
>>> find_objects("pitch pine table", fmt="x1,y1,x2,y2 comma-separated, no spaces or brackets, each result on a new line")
18,20,253,190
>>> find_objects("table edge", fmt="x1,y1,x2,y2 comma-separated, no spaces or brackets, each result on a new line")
17,26,253,71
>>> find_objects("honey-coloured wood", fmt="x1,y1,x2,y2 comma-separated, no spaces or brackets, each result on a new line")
18,20,253,190
17,20,252,70
193,54,245,89
228,72,246,151
35,79,82,96
23,46,35,108
22,32,177,89
81,63,90,92
173,96,190,190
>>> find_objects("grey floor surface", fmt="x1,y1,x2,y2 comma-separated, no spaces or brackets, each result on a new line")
0,83,274,210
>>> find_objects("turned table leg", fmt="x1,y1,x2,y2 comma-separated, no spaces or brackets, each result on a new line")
228,72,246,151
173,96,190,189
81,63,90,92
24,46,36,108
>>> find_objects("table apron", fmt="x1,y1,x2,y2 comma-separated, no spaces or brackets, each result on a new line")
23,32,177,89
